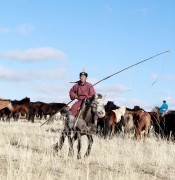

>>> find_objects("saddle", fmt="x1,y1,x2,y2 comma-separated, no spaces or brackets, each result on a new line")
74,98,96,124
74,98,88,119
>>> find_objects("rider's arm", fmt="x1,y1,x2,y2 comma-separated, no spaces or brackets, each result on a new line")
69,84,78,100
87,83,96,98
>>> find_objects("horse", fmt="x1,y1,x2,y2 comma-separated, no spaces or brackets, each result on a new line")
97,101,119,137
0,99,13,111
130,110,151,141
11,104,30,121
0,107,11,121
6,97,30,122
29,101,69,123
12,97,30,106
28,101,47,121
151,107,175,139
120,113,134,133
54,93,106,159
103,106,126,138
28,101,48,122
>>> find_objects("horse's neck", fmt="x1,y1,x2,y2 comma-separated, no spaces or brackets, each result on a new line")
153,107,159,112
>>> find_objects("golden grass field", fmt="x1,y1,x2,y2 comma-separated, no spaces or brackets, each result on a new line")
0,119,175,180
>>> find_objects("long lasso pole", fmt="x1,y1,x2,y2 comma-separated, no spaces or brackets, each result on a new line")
40,50,170,127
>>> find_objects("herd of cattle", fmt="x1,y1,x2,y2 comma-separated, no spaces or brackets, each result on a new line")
0,97,175,141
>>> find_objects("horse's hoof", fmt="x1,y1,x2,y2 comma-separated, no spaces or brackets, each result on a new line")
53,143,59,152
84,153,89,158
68,150,74,157
77,154,81,159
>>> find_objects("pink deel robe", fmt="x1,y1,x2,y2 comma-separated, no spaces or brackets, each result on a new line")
69,82,98,120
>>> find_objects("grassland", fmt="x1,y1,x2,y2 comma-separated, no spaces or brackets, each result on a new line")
0,119,175,180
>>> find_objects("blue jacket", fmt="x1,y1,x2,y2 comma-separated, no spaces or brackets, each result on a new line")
159,103,168,114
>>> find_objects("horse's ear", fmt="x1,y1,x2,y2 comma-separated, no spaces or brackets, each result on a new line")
94,93,98,99
102,95,106,101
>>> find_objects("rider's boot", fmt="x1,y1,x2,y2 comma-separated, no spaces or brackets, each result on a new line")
65,110,75,130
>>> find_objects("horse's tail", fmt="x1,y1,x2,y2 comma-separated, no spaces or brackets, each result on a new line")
150,113,165,137
103,114,110,139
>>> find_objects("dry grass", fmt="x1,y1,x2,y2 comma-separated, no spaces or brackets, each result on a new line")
0,119,175,180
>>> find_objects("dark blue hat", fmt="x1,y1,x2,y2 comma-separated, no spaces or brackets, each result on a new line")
79,71,88,77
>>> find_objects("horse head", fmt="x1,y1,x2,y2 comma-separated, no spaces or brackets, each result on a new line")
152,106,159,113
105,101,118,111
8,101,14,111
21,97,30,105
90,93,106,118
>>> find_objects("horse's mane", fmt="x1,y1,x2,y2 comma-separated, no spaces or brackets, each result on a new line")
87,94,102,103
12,97,30,105
131,105,145,111
96,93,103,99
105,101,119,111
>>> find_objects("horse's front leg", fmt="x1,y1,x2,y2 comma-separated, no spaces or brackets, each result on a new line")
84,134,93,158
68,131,77,157
77,131,82,159
54,129,67,152
110,125,115,138
7,111,13,123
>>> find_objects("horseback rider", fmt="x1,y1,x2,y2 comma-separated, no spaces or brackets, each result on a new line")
159,100,168,116
66,71,98,129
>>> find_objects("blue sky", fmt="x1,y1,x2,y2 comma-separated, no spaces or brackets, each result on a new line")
0,0,175,110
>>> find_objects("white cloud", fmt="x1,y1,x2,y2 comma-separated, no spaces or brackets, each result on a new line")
150,73,175,82
0,28,11,33
13,81,71,103
0,66,68,81
136,7,151,14
131,7,151,15
163,74,175,81
95,83,131,95
0,47,66,61
0,23,34,35
16,23,34,35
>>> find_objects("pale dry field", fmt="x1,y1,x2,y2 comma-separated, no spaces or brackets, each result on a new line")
0,119,175,180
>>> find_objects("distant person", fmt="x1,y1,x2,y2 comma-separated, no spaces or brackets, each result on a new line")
159,100,168,115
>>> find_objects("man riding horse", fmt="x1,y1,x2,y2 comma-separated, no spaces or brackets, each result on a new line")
55,71,105,158
66,71,98,128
